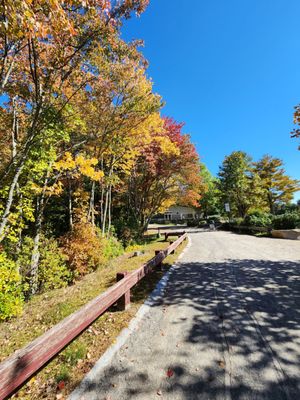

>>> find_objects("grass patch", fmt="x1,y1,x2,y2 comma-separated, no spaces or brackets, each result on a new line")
1,237,187,399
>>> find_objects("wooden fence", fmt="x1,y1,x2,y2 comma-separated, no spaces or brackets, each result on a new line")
0,232,187,400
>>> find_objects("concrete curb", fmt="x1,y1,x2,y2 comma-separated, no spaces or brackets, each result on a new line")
68,236,192,400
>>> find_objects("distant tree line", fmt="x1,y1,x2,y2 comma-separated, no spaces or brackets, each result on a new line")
199,152,299,221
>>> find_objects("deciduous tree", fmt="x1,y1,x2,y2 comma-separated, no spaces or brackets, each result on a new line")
218,151,263,218
254,155,299,214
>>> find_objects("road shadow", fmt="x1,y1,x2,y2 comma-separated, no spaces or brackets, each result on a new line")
73,258,300,400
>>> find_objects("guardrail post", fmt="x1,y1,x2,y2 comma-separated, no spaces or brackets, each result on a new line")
155,250,163,270
169,242,175,254
116,272,130,310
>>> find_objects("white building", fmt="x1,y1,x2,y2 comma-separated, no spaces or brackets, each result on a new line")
154,205,200,222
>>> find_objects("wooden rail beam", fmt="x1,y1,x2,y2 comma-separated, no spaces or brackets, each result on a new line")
164,231,186,241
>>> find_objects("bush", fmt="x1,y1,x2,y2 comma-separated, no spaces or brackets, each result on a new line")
119,227,135,247
113,216,139,246
61,222,105,276
17,236,72,294
198,220,207,227
0,251,23,321
186,220,198,227
102,235,124,259
232,217,244,226
39,238,72,291
208,215,222,224
244,211,272,227
272,212,300,230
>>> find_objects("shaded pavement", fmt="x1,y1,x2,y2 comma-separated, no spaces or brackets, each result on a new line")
71,231,300,400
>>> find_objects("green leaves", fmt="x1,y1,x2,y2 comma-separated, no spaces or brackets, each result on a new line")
0,251,23,321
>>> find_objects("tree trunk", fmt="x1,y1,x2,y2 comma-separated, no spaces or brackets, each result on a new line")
107,184,112,235
67,173,73,230
0,162,25,242
30,221,41,296
29,170,50,295
100,157,104,229
88,181,95,226
102,187,109,236
268,191,274,214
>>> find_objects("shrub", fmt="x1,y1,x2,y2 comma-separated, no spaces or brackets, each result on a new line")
208,215,222,224
232,217,244,226
186,220,198,227
272,212,300,230
198,220,207,227
61,222,105,276
0,251,23,321
119,226,135,247
102,236,123,260
17,236,72,294
244,211,272,227
39,238,72,291
113,217,139,247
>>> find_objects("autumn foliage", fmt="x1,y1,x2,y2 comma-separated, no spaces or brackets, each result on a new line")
0,0,201,318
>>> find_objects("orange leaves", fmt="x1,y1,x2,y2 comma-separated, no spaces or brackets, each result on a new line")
60,222,105,276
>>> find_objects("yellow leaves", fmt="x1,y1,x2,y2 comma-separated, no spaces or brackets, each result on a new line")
158,199,176,213
75,155,104,181
155,135,180,156
55,152,104,181
46,182,63,197
55,152,76,170
29,182,43,195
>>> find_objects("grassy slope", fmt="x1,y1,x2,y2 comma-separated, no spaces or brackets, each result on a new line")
0,236,187,400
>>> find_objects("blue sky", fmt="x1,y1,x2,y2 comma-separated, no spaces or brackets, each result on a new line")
123,0,300,201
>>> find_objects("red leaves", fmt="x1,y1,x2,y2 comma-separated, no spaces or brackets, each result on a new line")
166,368,174,378
57,380,65,391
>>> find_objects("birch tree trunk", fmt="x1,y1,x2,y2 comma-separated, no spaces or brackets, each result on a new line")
102,187,109,236
107,183,112,235
29,170,50,295
88,181,95,226
67,172,73,230
0,161,25,242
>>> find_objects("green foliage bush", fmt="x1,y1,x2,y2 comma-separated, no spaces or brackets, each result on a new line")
272,212,300,230
198,220,207,227
102,236,123,260
113,216,140,246
17,236,72,294
244,211,272,227
0,252,23,321
232,217,244,226
39,238,72,291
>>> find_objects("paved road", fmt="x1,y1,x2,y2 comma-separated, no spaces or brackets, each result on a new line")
72,231,300,400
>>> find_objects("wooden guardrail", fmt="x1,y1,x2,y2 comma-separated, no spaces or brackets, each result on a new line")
0,233,188,400
164,230,186,241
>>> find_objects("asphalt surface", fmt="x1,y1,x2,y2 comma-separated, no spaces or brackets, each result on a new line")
71,230,300,400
